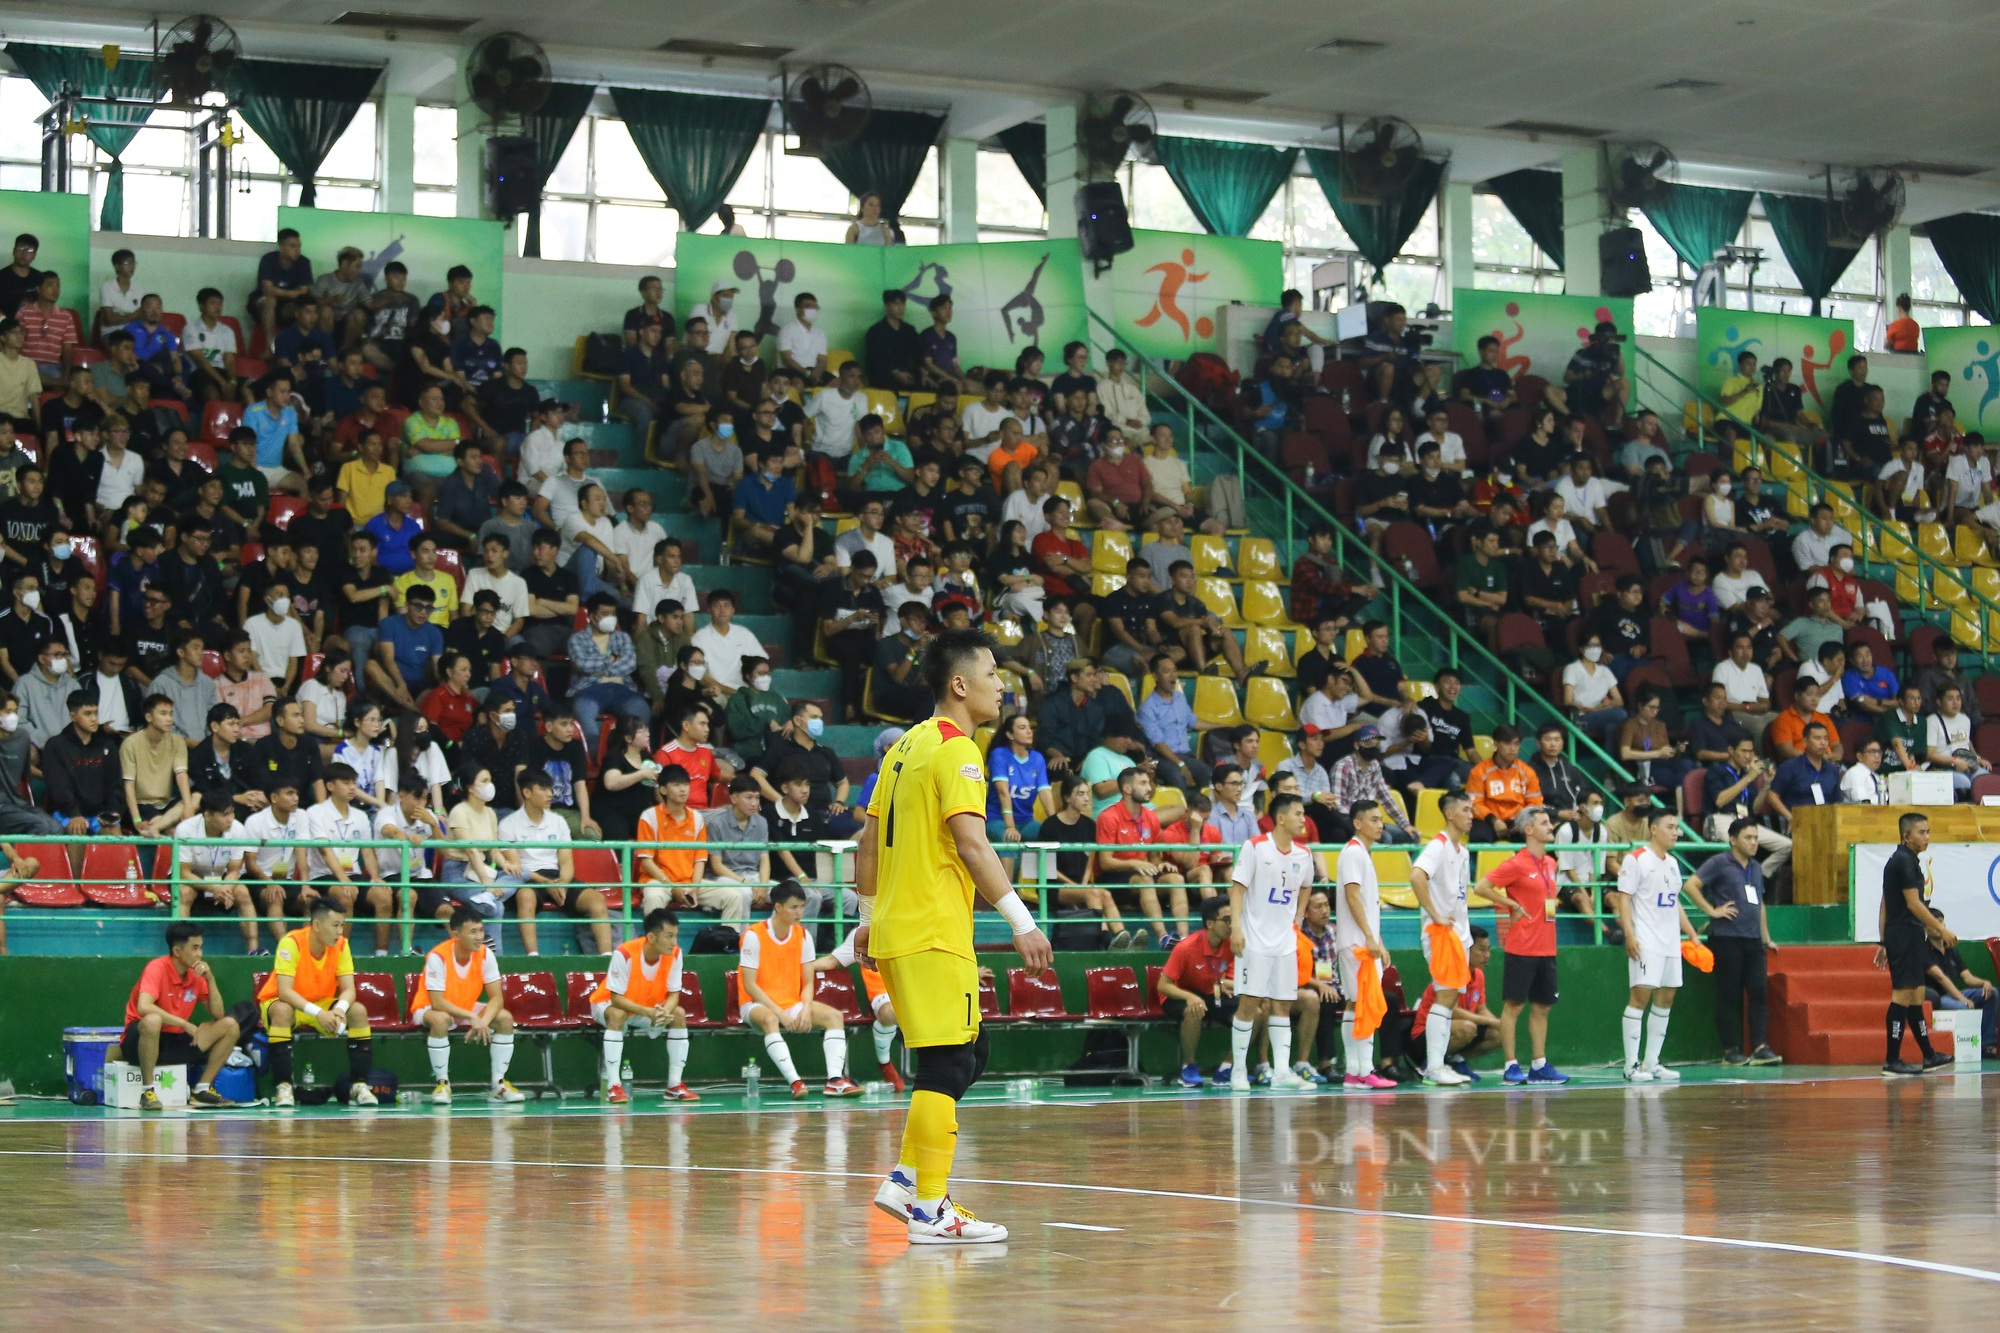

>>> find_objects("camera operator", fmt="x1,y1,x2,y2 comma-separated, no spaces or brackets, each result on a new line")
1701,734,1791,886
1757,356,1826,462
1563,319,1629,430
1718,349,1765,436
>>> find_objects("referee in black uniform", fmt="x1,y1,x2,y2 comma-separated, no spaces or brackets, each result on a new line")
1878,812,1955,1077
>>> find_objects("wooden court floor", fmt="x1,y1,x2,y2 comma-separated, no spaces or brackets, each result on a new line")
1,1069,1996,1330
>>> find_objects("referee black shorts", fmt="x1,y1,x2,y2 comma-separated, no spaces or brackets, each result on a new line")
1883,922,1929,990
1502,952,1560,1007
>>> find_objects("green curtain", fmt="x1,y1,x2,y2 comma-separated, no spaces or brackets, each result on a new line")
1154,136,1296,237
229,59,383,207
5,43,156,231
996,122,1046,205
519,82,598,258
1759,192,1861,316
1304,148,1446,282
611,88,770,232
1485,169,1564,268
1640,182,1754,272
1922,213,2000,324
821,109,946,224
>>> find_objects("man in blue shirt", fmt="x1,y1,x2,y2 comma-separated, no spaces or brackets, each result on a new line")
448,305,504,393
364,481,423,575
1136,653,1212,795
1767,721,1842,826
271,297,336,409
241,371,307,493
431,440,498,551
368,584,443,711
731,451,794,558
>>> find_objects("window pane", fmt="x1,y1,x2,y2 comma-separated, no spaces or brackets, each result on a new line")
1400,200,1439,257
414,189,457,218
1289,181,1354,251
0,77,49,159
772,145,852,216
1914,303,1965,329
1379,261,1440,312
229,121,285,178
899,223,939,246
1471,194,1533,268
534,200,589,261
1629,212,1684,278
313,184,377,214
0,165,38,192
1128,162,1200,233
414,107,457,188
592,120,666,203
545,119,587,194
120,173,189,236
1824,298,1878,330
1743,219,1800,293
121,124,190,171
1473,268,1536,292
772,214,852,243
1910,235,1960,305
231,177,281,242
726,133,769,206
977,151,1044,231
1249,182,1287,243
1830,235,1876,296
901,148,939,221
319,101,377,182
595,202,677,264
1631,287,1685,339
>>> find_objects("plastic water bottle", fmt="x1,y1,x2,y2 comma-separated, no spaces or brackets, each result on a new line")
1340,386,1352,411
397,1090,422,1107
1401,556,1418,582
621,1062,635,1082
1303,464,1316,489
1007,1078,1035,1103
742,1061,760,1103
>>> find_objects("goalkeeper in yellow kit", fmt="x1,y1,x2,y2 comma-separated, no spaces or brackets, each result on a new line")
855,627,1053,1245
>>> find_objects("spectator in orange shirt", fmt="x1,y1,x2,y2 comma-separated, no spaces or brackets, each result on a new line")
1465,724,1543,843
1883,294,1920,354
635,765,710,913
1085,428,1155,531
984,417,1040,496
1766,676,1839,763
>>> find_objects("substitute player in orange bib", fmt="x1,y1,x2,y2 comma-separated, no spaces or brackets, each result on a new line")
855,627,1053,1245
593,907,698,1103
410,906,524,1104
738,880,864,1099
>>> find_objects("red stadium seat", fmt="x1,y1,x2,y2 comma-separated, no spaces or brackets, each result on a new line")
564,971,601,1020
235,355,268,383
69,534,104,584
1084,966,1147,1020
569,845,625,911
978,973,1008,1022
8,843,83,907
200,400,243,445
404,972,424,1019
354,972,416,1032
1144,965,1167,1017
1007,968,1071,1020
814,970,868,1025
79,843,159,908
679,975,720,1029
267,496,308,530
504,970,586,1030
724,969,743,1023
189,441,219,472
434,547,465,593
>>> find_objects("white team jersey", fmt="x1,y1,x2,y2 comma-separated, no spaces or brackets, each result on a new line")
243,806,307,879
1411,832,1470,936
1333,838,1380,953
1231,834,1316,954
1616,846,1685,957
831,927,862,968
606,945,682,998
174,815,248,879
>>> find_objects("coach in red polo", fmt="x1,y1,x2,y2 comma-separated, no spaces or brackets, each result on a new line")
1476,804,1566,1086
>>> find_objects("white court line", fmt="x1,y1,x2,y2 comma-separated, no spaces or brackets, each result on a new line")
1043,1222,1121,1232
5,1145,1997,1288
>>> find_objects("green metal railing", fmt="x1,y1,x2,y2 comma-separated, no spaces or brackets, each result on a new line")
1627,341,2000,652
1085,310,1635,799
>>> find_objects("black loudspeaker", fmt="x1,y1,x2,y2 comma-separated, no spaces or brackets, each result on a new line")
1076,181,1134,266
483,135,540,218
1599,226,1652,297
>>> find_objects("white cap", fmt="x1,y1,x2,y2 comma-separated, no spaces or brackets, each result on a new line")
711,278,738,297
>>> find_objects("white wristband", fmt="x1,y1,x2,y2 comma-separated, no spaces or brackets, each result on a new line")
333,999,351,1016
302,1002,324,1020
994,890,1037,936
857,896,874,925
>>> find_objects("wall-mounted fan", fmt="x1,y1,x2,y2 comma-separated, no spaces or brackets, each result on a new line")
1829,166,1905,249
465,31,552,122
1077,91,1156,181
154,14,241,104
786,64,871,157
1339,116,1423,205
1605,140,1676,213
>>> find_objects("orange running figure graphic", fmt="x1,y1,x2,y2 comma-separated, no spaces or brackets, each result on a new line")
1136,249,1212,341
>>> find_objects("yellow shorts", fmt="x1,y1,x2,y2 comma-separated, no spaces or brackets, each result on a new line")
259,995,348,1034
875,950,980,1049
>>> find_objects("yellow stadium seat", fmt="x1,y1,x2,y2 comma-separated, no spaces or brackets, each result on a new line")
862,670,918,723
1192,676,1244,728
1056,480,1085,511
1973,567,2000,602
1244,627,1295,678
1475,849,1512,883
1257,729,1294,772
1767,446,1803,482
1032,789,1054,822
973,722,996,754
1876,521,1915,565
1100,669,1135,711
1785,485,1812,519
1472,734,1495,761
1959,525,2000,569
1343,629,1368,661
1091,571,1127,597
1917,523,1953,564
827,348,857,374
1244,676,1298,730
1414,788,1445,840
1681,400,1714,438
1236,537,1281,581
835,516,858,535
1934,572,1970,607
989,617,1024,646
1950,609,1986,651
1191,534,1230,577
1894,566,1923,605
1151,787,1185,813
1092,528,1134,573
863,389,903,434
1373,849,1417,910
904,391,937,418
1241,580,1300,629
1405,679,1438,701
996,668,1025,698
1195,577,1244,625
1828,492,1863,530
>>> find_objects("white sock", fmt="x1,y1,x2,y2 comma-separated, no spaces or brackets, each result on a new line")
872,1019,896,1065
1623,1006,1645,1069
1340,1014,1357,1076
1644,1005,1671,1067
427,1036,450,1081
1426,1004,1453,1073
1354,1035,1375,1076
490,1033,515,1086
602,1029,625,1086
1267,1016,1293,1070
1531,1057,1547,1070
1230,1017,1254,1073
666,1030,689,1085
823,1029,848,1081
763,1031,801,1083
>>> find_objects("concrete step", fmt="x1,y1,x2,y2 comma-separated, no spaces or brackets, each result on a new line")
822,723,885,758
771,667,837,697
1770,970,1890,1007
1769,943,1886,973
530,378,611,420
